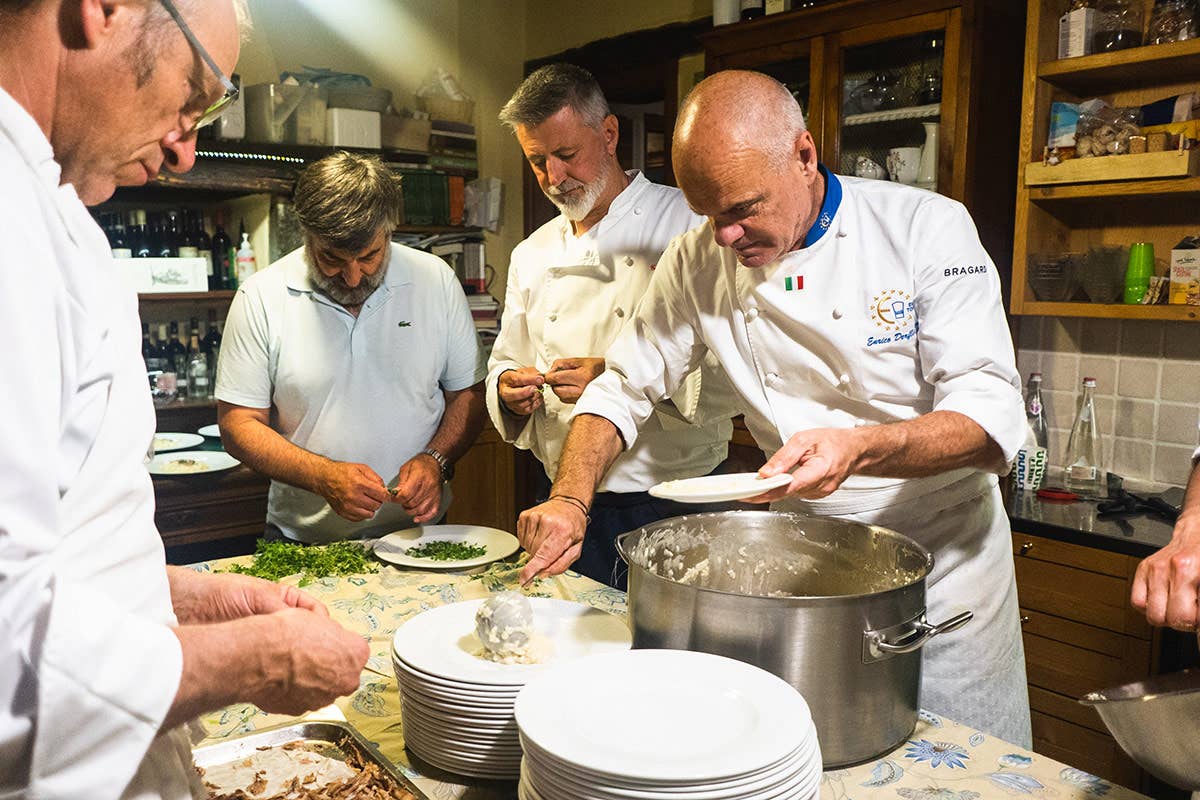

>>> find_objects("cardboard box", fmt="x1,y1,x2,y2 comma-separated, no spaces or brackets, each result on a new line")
326,108,381,149
1170,249,1200,305
382,113,431,152
116,257,208,294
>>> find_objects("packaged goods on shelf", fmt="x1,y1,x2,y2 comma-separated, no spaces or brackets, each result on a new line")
117,258,208,294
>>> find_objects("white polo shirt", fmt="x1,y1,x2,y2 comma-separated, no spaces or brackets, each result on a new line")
487,171,736,493
217,244,486,543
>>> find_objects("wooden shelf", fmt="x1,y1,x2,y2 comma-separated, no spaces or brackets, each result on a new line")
394,225,482,235
1030,176,1200,203
1016,301,1200,321
138,291,235,302
1038,38,1200,95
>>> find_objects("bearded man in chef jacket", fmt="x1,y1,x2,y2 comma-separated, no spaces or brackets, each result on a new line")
488,63,739,589
517,70,1032,746
0,2,368,797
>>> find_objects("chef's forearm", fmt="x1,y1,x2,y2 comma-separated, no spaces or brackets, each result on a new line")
164,616,281,730
549,414,624,505
851,410,1005,478
217,402,331,495
426,382,486,464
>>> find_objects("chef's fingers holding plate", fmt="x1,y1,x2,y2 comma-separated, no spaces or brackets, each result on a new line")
1132,522,1200,630
756,428,859,501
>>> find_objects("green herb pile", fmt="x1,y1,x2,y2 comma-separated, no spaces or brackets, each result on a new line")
226,539,378,585
404,540,488,561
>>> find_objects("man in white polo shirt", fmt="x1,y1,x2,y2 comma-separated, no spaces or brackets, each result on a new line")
217,152,486,543
489,64,737,588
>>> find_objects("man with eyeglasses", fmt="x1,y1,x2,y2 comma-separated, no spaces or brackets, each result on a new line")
0,1,368,797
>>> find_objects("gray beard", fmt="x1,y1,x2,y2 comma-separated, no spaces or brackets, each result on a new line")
545,168,609,222
306,245,389,307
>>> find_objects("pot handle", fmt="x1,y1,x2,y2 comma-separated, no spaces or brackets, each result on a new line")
863,611,973,663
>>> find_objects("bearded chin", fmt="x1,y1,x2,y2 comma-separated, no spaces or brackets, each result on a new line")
546,170,608,221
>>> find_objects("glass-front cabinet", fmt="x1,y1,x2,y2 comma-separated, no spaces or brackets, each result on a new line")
700,0,1024,276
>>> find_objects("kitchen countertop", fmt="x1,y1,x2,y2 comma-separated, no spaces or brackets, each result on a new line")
1006,488,1177,559
189,552,1150,800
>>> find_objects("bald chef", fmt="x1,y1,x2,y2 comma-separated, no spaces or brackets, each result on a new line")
515,70,1032,748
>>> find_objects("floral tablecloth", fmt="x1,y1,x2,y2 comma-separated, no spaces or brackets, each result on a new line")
190,553,1149,800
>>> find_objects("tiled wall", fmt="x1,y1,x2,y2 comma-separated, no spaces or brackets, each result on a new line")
1015,317,1200,487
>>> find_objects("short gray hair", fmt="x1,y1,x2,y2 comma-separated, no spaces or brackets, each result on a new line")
293,152,402,252
124,0,250,88
499,63,610,131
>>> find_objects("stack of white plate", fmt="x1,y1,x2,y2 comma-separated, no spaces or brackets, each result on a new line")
391,597,631,780
515,649,822,800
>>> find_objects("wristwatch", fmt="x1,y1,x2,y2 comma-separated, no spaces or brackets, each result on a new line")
421,447,454,481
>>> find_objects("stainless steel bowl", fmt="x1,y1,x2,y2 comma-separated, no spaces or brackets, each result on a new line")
1080,668,1200,791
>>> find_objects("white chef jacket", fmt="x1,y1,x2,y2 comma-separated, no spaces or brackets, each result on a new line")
487,171,735,493
0,88,198,798
217,245,486,543
577,169,1032,745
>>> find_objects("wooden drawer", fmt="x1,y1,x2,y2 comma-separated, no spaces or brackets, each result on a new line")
154,466,269,547
1012,531,1151,639
1031,710,1140,788
1023,627,1151,700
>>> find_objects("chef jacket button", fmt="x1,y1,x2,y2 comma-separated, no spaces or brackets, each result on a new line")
615,308,625,318
746,307,759,322
633,208,643,216
838,373,851,387
832,308,843,319
625,256,634,266
837,231,848,238
766,372,780,384
548,314,558,322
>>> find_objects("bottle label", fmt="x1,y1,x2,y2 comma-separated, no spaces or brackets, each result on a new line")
178,246,200,258
200,249,214,276
111,248,133,259
1028,398,1042,415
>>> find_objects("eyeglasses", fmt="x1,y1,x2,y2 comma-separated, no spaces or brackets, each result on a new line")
159,0,239,133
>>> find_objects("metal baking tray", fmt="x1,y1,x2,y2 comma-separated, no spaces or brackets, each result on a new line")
192,720,429,799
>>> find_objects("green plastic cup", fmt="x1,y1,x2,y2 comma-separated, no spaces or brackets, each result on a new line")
1124,242,1155,304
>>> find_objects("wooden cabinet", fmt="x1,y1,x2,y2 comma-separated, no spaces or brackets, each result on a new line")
701,0,1025,280
444,426,518,533
1011,0,1200,322
1012,529,1159,787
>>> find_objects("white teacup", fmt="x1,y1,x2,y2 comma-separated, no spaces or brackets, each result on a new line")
886,147,921,184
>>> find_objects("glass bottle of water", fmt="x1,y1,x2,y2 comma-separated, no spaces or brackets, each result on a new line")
1025,372,1049,449
1064,377,1103,497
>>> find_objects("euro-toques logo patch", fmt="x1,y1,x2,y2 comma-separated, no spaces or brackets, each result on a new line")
866,289,917,348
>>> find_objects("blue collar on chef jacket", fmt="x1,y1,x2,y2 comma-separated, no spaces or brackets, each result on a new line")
801,163,841,249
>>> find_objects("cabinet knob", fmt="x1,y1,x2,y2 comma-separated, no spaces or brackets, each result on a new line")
1020,615,1030,625
1019,542,1035,556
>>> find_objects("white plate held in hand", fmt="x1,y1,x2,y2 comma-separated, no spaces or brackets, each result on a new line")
648,472,791,503
197,423,221,438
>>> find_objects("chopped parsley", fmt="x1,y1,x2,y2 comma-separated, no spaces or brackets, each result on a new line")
404,540,488,561
225,539,378,586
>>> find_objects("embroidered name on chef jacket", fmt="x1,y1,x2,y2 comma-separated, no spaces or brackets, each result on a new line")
781,163,843,293
945,264,988,277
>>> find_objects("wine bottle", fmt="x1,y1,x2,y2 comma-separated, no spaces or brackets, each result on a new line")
133,210,152,258
160,211,180,258
177,209,199,258
212,210,234,290
154,323,172,371
110,215,132,259
141,322,159,372
168,320,188,391
197,212,216,290
739,0,765,20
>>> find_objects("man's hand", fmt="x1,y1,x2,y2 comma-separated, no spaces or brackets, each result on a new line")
390,454,443,523
517,498,588,585
317,461,390,521
544,358,605,404
1131,515,1200,630
169,568,328,625
499,367,546,416
748,427,863,503
248,608,369,716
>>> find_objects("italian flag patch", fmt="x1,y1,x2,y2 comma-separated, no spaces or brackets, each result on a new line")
784,275,803,291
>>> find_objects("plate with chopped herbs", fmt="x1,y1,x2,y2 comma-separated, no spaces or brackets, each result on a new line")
373,525,519,570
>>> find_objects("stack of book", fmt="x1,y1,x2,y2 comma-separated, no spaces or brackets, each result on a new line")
467,292,500,352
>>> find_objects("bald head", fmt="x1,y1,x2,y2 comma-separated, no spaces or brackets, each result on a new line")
674,71,807,174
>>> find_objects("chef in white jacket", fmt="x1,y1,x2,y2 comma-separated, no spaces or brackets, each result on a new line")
0,3,367,798
489,64,735,587
518,71,1031,746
